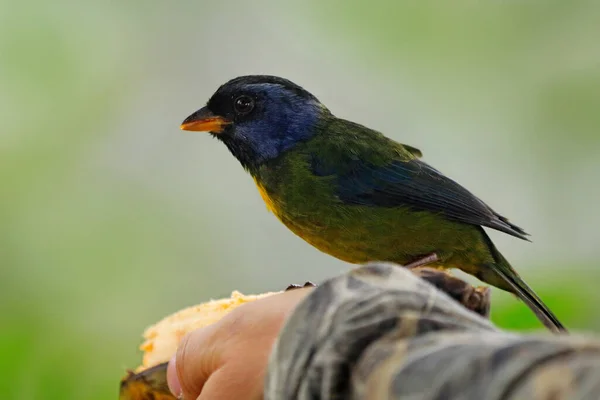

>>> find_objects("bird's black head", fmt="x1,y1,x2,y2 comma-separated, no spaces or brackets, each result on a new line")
180,75,328,170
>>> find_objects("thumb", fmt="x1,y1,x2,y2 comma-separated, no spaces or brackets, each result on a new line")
167,324,222,399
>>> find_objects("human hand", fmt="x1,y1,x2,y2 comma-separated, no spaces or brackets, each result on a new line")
166,287,313,399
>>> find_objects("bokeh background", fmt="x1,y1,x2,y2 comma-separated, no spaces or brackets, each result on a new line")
2,1,600,398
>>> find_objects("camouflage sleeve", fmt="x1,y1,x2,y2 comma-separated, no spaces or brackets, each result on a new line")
264,262,600,400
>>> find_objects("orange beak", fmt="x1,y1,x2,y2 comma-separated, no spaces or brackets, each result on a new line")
180,107,231,133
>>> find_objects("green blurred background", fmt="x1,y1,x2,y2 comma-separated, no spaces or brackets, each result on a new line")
2,1,600,398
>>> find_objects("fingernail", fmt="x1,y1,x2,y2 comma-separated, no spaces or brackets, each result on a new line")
167,354,182,398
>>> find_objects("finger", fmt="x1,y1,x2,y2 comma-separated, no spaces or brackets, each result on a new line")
198,363,264,400
166,355,181,397
169,323,224,399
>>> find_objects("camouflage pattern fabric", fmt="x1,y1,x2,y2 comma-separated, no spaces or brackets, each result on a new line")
265,262,600,399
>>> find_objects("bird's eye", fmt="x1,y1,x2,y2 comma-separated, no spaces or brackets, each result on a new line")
234,95,255,115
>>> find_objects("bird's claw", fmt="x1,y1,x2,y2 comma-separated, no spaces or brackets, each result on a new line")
411,267,491,317
405,253,439,269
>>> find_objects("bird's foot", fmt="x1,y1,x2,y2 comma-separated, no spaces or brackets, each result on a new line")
405,253,439,269
284,281,317,291
411,267,491,317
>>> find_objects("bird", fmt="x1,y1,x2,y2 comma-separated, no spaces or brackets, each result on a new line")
179,75,566,333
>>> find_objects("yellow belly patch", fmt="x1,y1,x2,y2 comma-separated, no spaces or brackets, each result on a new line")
253,178,277,215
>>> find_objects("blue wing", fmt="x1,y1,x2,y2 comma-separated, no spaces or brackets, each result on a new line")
311,155,530,240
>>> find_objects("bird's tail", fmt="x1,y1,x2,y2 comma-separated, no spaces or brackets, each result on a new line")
483,238,567,333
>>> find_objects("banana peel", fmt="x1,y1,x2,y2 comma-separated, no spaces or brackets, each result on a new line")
119,363,172,400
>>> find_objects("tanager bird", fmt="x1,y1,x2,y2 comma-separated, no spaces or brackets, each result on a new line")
180,75,565,332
